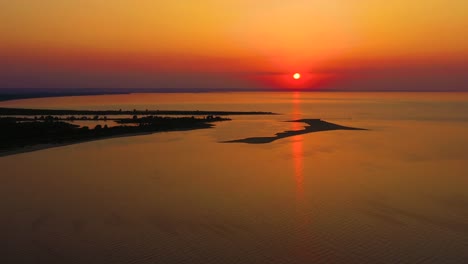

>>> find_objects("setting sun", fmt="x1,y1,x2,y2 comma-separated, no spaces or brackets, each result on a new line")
1,1,468,263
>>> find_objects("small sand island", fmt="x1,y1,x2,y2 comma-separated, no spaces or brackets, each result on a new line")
0,107,276,156
223,119,367,144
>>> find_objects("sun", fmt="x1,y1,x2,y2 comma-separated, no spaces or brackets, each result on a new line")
293,73,301,80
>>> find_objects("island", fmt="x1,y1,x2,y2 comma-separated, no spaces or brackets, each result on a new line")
223,119,367,144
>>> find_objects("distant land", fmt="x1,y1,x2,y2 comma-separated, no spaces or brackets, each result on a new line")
0,88,257,102
0,107,276,116
1,88,465,102
0,88,275,102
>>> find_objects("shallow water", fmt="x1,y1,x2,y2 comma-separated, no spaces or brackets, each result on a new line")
1,92,468,263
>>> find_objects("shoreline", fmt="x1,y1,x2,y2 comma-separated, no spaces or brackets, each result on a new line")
0,108,240,157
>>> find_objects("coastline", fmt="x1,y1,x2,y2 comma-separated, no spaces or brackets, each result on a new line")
0,126,212,158
0,106,277,158
2,90,467,103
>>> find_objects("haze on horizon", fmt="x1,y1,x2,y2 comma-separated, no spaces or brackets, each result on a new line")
1,0,467,91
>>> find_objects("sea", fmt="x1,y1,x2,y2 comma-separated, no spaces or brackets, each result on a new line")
1,92,468,263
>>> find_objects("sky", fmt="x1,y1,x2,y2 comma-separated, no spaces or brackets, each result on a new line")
1,0,468,91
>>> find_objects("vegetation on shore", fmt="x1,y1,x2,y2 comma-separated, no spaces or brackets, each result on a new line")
0,111,233,154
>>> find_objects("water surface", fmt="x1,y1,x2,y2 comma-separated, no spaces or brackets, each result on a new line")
1,92,468,263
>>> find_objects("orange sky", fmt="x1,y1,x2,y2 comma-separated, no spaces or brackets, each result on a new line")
1,0,468,90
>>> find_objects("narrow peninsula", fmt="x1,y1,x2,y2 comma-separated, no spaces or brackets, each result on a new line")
0,107,275,157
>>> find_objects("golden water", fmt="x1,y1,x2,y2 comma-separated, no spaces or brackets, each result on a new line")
1,92,468,263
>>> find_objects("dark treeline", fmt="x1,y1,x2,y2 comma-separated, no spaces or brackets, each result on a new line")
0,115,228,152
116,115,230,124
0,107,276,116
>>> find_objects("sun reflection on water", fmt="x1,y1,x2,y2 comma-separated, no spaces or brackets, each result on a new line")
291,92,305,205
290,92,312,259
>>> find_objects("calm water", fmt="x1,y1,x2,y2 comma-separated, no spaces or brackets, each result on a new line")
1,92,468,263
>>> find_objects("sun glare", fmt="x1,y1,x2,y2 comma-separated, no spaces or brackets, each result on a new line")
293,73,301,80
